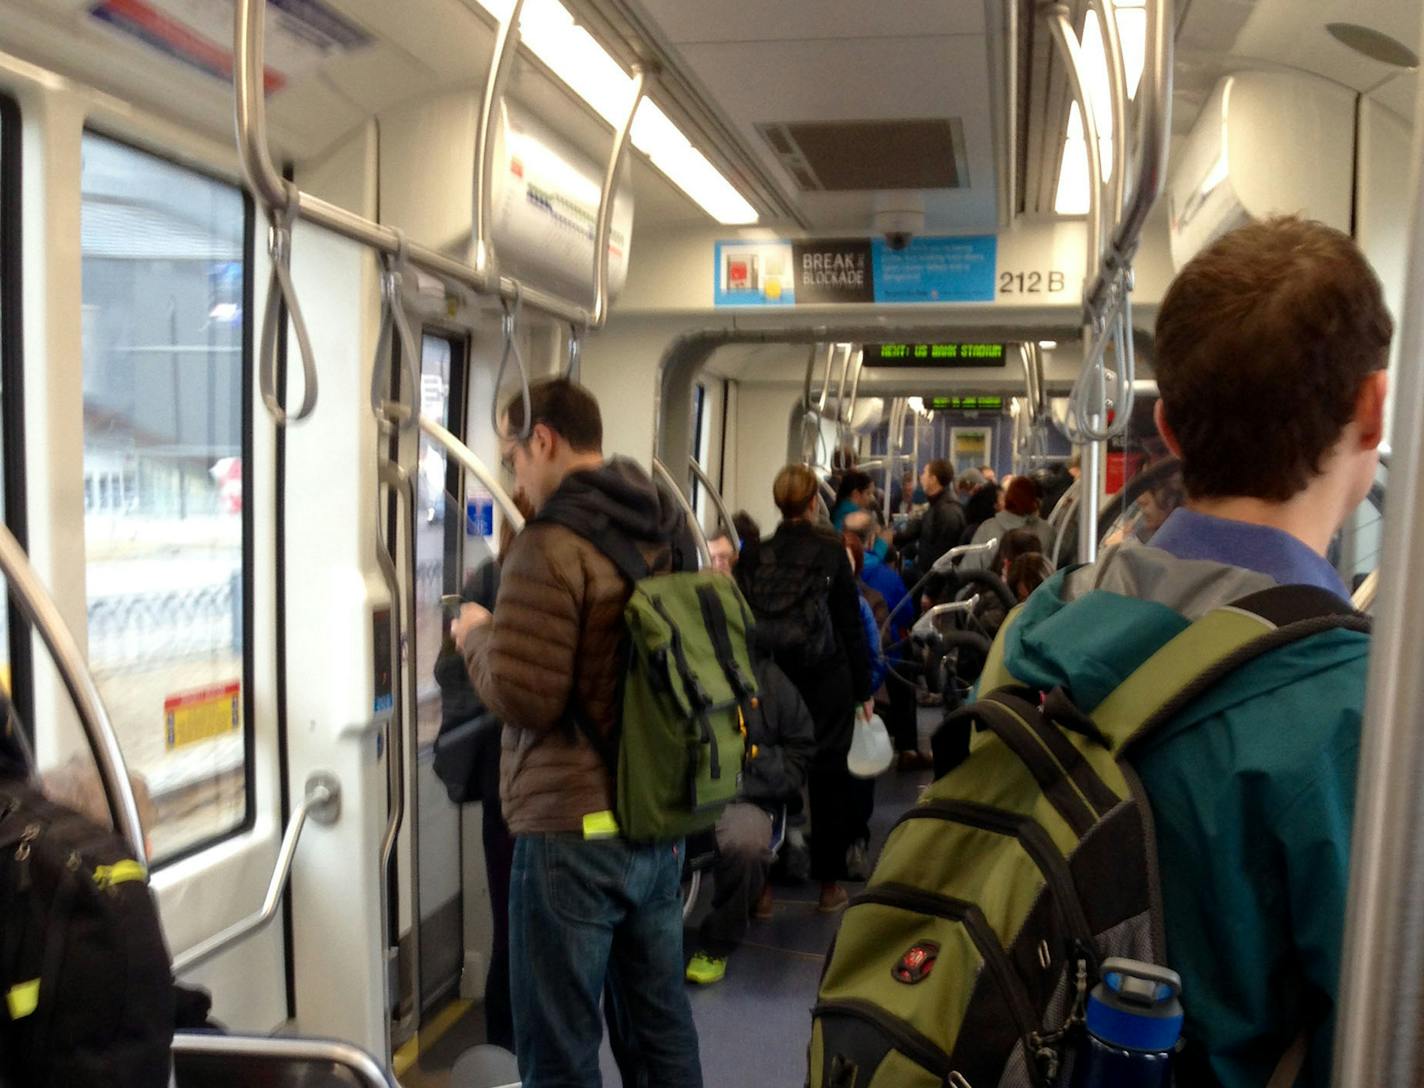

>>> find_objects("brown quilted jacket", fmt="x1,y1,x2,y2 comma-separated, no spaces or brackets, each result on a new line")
462,458,693,834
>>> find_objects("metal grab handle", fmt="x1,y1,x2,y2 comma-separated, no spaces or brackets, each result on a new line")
491,290,533,441
1352,569,1379,612
592,67,646,326
689,457,738,549
652,457,712,568
0,525,144,861
566,324,585,382
474,0,526,281
931,536,1000,574
418,416,526,533
172,1032,397,1088
259,186,319,427
911,596,982,640
1045,5,1104,296
370,235,421,433
375,463,411,882
172,774,340,974
1088,0,1129,240
231,0,610,329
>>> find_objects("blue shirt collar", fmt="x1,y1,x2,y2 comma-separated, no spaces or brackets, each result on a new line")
1149,508,1349,599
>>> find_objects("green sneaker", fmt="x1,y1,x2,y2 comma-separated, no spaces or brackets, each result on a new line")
685,952,727,985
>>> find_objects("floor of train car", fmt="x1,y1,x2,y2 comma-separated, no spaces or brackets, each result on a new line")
400,709,940,1088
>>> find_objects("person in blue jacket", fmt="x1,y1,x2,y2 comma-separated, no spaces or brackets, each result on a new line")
983,216,1389,1087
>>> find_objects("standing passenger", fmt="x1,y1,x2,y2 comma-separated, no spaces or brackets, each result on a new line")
984,216,1389,1084
454,378,702,1088
960,476,1054,569
829,470,875,530
737,465,873,914
893,459,966,575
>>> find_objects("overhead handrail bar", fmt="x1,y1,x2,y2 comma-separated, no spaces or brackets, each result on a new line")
490,288,533,440
257,183,319,426
418,416,527,534
1088,0,1129,238
173,775,340,974
835,342,855,444
845,346,865,432
0,524,145,862
592,66,647,326
1044,5,1104,291
1334,78,1424,1081
652,457,711,568
474,0,526,282
912,596,982,640
884,397,906,523
1054,0,1173,444
172,1033,399,1088
233,0,608,332
689,457,739,549
370,232,421,433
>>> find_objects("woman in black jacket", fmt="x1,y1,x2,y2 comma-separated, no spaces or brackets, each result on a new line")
736,464,873,913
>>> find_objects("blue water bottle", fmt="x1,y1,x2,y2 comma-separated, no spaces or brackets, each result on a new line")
1071,959,1183,1088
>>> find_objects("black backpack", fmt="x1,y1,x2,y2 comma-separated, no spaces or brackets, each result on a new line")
737,536,837,668
0,780,175,1087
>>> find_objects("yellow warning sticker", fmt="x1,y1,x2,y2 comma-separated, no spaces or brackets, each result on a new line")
164,681,241,750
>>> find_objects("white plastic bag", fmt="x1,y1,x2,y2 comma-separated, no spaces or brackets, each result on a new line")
847,709,893,778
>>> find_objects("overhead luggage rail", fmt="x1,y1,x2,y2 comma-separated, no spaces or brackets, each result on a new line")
0,524,145,862
233,0,645,427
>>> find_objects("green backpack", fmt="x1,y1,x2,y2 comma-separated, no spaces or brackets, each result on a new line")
548,518,760,843
809,585,1366,1088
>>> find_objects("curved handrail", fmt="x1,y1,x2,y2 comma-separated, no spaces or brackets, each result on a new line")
370,237,421,434
172,1032,398,1088
689,457,739,549
417,416,526,534
474,0,526,282
233,0,605,329
0,524,145,861
592,67,646,326
172,775,339,974
1352,569,1379,613
652,457,712,568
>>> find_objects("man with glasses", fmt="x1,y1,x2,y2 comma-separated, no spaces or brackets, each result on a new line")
455,378,701,1088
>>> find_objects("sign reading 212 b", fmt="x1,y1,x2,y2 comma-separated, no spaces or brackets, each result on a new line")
714,235,996,307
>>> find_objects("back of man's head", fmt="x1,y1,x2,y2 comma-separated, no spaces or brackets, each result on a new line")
503,378,603,453
956,468,985,495
925,459,953,492
1155,216,1392,503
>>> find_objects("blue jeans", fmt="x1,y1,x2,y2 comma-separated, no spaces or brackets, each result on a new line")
509,833,703,1088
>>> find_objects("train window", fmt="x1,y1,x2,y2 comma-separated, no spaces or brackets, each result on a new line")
415,334,481,749
79,133,250,862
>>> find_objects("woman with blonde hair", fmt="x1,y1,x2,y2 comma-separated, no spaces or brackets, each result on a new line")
736,465,874,912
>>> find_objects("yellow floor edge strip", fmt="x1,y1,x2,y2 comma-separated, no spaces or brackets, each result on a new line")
392,998,474,1078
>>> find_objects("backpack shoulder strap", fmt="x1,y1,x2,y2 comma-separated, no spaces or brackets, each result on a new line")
1092,584,1370,758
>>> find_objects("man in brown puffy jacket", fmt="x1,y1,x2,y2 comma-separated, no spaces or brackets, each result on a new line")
454,378,702,1088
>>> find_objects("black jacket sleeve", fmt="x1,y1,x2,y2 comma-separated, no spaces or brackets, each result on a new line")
828,546,874,701
740,661,816,805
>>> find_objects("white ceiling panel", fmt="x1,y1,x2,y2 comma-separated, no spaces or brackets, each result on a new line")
675,34,995,231
633,0,984,44
1370,71,1419,120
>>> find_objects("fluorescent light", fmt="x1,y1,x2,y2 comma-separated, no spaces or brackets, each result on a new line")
473,0,758,224
1056,1,1149,211
1038,340,1058,350
1055,103,1092,215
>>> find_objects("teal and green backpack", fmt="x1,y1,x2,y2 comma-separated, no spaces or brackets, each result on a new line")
809,585,1366,1088
545,515,760,843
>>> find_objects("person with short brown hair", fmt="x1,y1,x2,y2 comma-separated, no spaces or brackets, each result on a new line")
982,217,1389,1085
454,377,702,1087
893,458,966,576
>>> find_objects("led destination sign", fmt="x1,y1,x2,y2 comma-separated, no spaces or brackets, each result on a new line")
865,342,1007,367
928,395,1004,411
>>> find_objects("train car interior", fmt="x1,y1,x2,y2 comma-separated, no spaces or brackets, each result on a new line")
0,0,1421,1083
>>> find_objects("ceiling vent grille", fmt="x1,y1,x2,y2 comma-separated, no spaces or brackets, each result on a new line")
756,119,967,192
